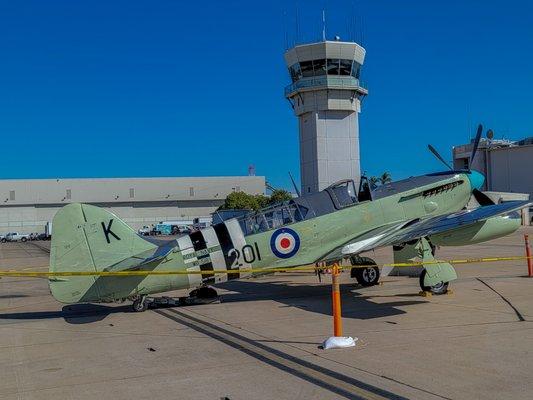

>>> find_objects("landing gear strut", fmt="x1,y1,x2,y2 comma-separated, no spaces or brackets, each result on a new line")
419,270,449,295
132,295,148,312
350,256,380,287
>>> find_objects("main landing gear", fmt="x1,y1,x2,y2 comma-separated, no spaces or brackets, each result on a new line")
350,256,380,287
130,287,221,312
419,270,449,295
393,237,455,295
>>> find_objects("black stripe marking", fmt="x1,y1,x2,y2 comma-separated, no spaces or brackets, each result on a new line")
213,223,239,280
189,230,215,284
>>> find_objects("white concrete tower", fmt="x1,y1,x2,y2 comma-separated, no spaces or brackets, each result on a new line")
284,39,367,194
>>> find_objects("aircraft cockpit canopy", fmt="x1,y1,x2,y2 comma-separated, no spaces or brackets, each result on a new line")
235,179,363,236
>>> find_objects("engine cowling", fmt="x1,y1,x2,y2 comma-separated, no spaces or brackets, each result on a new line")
429,212,522,247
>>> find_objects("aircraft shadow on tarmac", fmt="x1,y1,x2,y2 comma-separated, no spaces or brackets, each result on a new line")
217,279,426,320
0,304,132,324
0,280,426,324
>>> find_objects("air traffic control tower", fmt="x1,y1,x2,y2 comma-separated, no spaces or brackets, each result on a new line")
284,39,367,194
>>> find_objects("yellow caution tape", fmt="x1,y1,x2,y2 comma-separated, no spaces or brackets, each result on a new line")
0,255,531,277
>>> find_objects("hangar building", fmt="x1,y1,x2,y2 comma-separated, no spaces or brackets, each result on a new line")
0,176,265,235
453,137,533,198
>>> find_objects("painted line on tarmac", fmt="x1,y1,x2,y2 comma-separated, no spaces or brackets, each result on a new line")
476,278,526,322
154,308,407,400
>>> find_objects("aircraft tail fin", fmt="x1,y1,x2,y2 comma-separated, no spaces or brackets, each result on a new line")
49,203,157,303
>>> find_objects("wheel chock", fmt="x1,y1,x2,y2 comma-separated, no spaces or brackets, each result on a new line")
446,289,454,295
419,290,432,297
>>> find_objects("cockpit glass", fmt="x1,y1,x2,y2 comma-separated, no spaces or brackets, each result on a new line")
328,180,358,208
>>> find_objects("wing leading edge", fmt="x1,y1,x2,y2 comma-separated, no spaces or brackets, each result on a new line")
331,201,532,259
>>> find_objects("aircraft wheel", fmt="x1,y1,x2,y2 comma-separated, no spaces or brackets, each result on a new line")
419,270,449,295
350,256,380,287
132,296,148,312
353,266,380,287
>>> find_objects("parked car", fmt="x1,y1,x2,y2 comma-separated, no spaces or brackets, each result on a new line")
5,232,30,242
138,226,151,236
0,234,5,243
37,233,49,241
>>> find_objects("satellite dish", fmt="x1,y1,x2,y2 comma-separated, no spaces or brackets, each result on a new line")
487,129,494,140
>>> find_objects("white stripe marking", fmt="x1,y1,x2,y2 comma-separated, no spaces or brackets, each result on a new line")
177,235,201,287
201,227,227,283
225,219,251,278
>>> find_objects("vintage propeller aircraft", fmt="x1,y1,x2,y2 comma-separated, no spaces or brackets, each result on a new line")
49,125,531,311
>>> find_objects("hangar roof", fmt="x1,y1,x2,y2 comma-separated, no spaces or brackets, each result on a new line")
0,176,265,206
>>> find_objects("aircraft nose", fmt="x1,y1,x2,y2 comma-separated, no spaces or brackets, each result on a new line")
467,170,485,191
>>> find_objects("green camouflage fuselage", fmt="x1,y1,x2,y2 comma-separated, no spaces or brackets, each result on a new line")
49,172,520,304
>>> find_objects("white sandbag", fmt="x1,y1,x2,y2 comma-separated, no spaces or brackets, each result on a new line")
322,336,358,350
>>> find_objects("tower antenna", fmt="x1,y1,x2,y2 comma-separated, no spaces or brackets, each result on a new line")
295,2,300,44
283,9,288,49
322,9,326,41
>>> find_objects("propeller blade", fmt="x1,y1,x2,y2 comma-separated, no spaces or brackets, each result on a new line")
428,144,453,170
469,124,483,169
472,189,495,206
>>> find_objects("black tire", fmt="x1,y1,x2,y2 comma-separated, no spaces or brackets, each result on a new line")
419,269,449,295
353,266,380,287
21,237,27,242
1,238,6,243
132,297,148,312
350,256,380,287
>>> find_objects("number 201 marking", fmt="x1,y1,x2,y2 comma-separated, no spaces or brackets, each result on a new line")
228,242,261,267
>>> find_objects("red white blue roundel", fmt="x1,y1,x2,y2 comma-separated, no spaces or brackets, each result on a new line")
270,228,300,259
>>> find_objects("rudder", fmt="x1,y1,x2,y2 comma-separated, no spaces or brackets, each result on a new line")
49,203,157,303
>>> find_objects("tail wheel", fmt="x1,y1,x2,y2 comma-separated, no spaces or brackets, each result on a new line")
132,296,148,312
419,269,449,295
350,256,380,287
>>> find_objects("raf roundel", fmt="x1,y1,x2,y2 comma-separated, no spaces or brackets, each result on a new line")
270,228,300,259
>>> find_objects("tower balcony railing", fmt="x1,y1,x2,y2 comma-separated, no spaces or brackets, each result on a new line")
284,76,367,98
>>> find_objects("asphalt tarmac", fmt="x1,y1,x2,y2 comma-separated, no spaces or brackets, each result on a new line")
1,229,532,400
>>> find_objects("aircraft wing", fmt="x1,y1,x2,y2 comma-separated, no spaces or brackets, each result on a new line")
321,200,531,261
318,220,415,261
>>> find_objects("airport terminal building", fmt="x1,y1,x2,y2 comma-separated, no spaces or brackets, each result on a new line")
0,176,265,235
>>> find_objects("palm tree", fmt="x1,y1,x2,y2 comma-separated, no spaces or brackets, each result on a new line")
379,172,392,185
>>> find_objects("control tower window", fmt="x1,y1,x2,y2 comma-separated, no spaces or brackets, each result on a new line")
313,59,326,76
300,60,314,78
290,59,357,80
351,62,361,79
289,63,302,82
339,59,352,76
327,59,340,75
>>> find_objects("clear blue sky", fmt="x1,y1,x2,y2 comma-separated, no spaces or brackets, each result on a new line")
1,0,532,189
